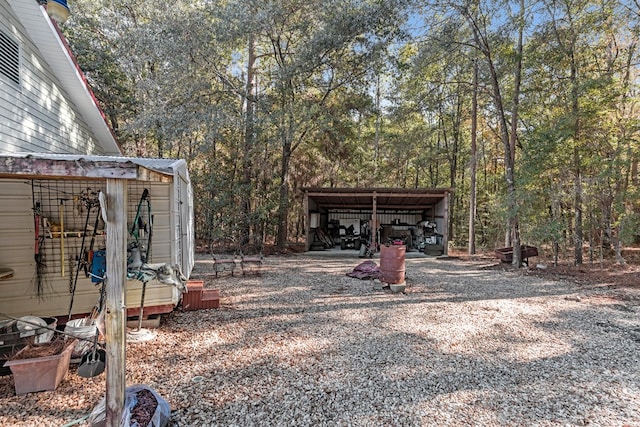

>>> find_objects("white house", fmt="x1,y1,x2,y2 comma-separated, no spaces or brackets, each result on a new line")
0,0,194,322
1,0,120,156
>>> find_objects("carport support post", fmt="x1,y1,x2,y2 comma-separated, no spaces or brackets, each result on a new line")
304,190,310,251
372,192,377,251
443,191,450,255
105,179,127,427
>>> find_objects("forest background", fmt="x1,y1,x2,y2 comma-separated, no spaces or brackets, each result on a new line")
60,0,640,265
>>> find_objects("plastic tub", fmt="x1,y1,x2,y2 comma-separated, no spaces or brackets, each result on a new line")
64,318,98,359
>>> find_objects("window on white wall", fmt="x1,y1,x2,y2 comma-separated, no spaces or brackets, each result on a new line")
0,29,20,86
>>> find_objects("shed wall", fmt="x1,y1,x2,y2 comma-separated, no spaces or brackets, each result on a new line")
434,197,448,238
171,161,194,278
0,179,179,319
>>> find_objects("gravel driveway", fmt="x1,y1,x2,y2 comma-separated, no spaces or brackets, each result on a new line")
1,252,640,426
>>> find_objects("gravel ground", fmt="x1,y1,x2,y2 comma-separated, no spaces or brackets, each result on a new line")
1,251,640,426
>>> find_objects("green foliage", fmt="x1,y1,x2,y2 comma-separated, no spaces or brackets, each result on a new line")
63,0,640,256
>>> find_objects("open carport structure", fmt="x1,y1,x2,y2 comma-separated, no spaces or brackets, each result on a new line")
303,187,452,254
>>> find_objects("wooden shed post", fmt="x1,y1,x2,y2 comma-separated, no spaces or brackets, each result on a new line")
105,178,127,427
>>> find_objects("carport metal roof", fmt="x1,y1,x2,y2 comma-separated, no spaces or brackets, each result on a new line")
303,187,452,210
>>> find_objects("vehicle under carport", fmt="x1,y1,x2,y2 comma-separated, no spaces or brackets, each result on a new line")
303,188,452,255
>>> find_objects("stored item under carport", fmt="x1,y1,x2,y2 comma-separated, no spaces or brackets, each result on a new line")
379,244,406,284
423,243,444,256
59,199,65,276
3,338,77,395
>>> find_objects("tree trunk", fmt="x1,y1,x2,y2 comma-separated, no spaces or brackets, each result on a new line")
468,59,478,255
507,0,525,267
276,150,291,250
241,34,257,249
486,41,519,266
462,1,522,266
449,88,462,243
374,72,381,182
571,53,583,265
276,106,294,250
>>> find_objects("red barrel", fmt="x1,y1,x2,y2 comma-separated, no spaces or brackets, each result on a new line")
379,244,406,284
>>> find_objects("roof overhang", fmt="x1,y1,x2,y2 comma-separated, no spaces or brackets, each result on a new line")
304,187,452,210
8,0,121,155
0,152,177,182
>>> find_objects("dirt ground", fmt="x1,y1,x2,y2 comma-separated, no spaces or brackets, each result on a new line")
2,245,640,426
496,248,639,287
247,242,640,290
204,240,640,290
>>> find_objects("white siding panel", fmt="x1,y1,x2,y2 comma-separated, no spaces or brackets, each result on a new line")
125,281,175,311
0,4,105,155
0,123,44,152
0,180,45,314
434,198,447,237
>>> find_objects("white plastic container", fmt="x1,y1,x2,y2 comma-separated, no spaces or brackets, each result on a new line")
64,318,97,359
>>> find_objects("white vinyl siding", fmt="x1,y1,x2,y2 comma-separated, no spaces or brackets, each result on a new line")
0,2,104,155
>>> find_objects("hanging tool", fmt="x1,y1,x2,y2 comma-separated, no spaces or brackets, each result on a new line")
73,195,81,217
77,327,106,377
98,191,108,225
68,255,75,294
136,207,154,332
137,278,148,332
68,192,100,319
144,209,153,263
34,202,40,259
84,210,102,278
124,188,154,331
77,281,106,378
59,199,65,277
130,188,150,242
136,194,153,332
88,280,106,321
33,201,47,298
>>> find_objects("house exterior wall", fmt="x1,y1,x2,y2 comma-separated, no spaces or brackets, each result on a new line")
0,179,179,319
0,2,194,319
0,1,105,155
